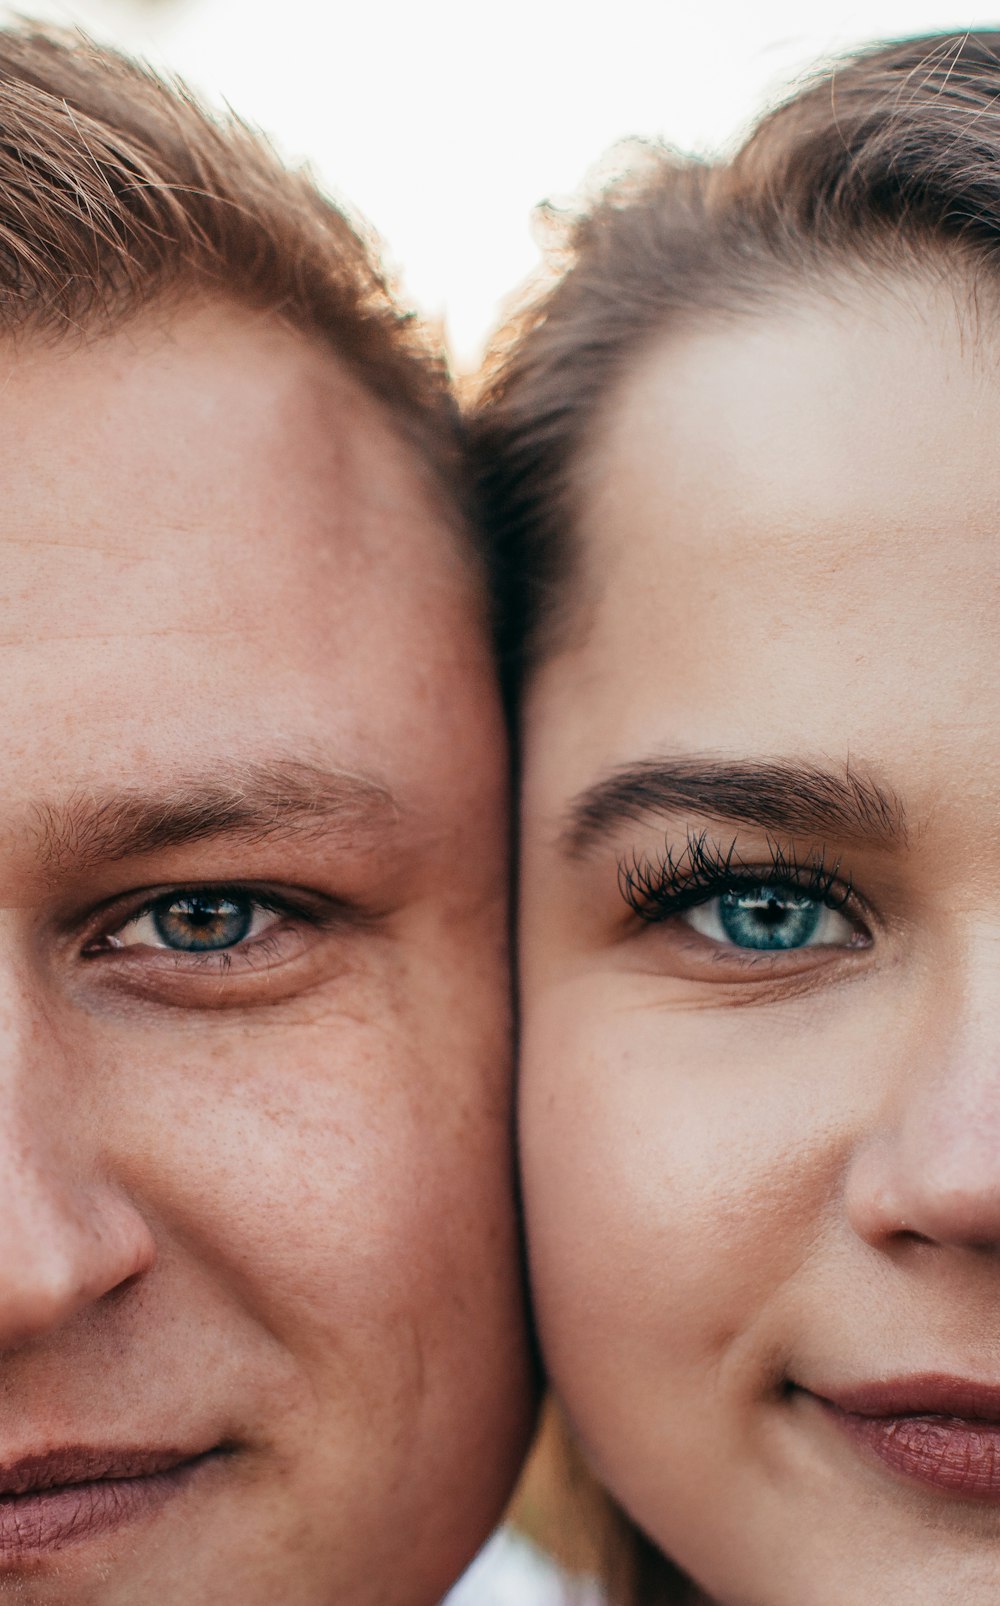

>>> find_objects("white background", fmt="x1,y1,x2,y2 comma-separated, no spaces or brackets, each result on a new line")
8,0,1000,362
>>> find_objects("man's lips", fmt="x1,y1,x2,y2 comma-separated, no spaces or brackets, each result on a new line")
804,1375,1000,1500
0,1443,229,1560
0,1445,211,1496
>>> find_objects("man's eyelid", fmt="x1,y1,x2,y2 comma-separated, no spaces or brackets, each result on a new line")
115,886,288,927
110,892,286,950
76,882,317,955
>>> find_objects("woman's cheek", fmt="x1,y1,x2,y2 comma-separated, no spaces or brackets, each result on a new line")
519,979,882,1398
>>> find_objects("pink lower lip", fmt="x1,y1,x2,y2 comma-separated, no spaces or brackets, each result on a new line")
820,1400,1000,1500
0,1452,220,1561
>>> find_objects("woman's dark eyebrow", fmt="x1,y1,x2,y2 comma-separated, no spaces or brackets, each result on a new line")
31,759,399,872
561,758,906,858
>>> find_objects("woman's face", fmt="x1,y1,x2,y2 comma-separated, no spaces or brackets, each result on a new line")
519,279,1000,1605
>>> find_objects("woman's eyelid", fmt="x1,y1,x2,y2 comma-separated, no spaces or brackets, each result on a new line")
616,833,863,924
633,867,857,914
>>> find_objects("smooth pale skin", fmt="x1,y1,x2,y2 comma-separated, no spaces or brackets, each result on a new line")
520,278,1000,1604
0,303,532,1604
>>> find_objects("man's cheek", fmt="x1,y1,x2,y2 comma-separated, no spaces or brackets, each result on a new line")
109,1019,426,1278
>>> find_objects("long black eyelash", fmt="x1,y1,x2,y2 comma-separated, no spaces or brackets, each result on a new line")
617,830,853,923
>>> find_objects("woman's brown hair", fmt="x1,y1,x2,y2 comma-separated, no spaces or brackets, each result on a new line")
475,28,1000,1602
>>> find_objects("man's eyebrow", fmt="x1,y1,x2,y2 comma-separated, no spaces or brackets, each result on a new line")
561,757,907,858
32,760,399,871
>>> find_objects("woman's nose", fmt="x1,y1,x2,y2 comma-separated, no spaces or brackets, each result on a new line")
844,953,1000,1252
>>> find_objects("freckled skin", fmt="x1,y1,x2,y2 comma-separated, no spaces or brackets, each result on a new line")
520,279,1000,1605
0,304,532,1603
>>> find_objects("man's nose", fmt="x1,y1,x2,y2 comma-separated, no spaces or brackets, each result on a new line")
0,980,156,1350
845,951,1000,1252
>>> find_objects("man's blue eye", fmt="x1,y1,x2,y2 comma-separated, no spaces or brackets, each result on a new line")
105,890,282,954
683,885,856,951
152,894,253,952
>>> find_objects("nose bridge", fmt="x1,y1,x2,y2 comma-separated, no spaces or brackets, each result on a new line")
847,940,1000,1248
906,941,1000,1160
0,959,67,1162
0,957,156,1347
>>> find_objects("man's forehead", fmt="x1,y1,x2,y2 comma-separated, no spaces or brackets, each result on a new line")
0,301,479,640
0,303,446,547
0,302,503,877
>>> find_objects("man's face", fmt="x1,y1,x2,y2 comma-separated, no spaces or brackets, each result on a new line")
0,304,531,1604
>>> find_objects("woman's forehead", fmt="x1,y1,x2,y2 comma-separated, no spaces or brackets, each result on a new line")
524,281,999,820
583,278,999,559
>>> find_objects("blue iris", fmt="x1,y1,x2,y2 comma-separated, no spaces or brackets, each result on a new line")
152,893,253,952
717,887,823,950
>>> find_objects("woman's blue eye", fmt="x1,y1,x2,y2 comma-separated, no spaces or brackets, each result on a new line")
109,891,280,953
683,885,856,951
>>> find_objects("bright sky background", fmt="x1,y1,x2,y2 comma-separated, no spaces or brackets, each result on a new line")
8,0,1000,363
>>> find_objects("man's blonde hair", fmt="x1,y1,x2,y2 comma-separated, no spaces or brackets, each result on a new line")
0,24,462,507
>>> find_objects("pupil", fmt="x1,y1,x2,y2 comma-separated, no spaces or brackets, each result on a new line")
718,887,821,950
153,894,252,952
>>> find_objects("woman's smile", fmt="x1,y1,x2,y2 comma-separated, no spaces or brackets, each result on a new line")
800,1378,1000,1502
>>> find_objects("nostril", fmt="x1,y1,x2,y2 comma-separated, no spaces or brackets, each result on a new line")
0,1183,156,1347
104,1267,147,1304
844,1129,1000,1255
0,1268,87,1349
886,1201,1000,1254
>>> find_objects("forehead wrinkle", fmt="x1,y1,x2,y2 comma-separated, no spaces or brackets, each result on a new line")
27,759,399,873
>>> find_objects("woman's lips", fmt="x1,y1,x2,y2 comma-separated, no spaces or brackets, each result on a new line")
811,1375,1000,1500
0,1445,226,1560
